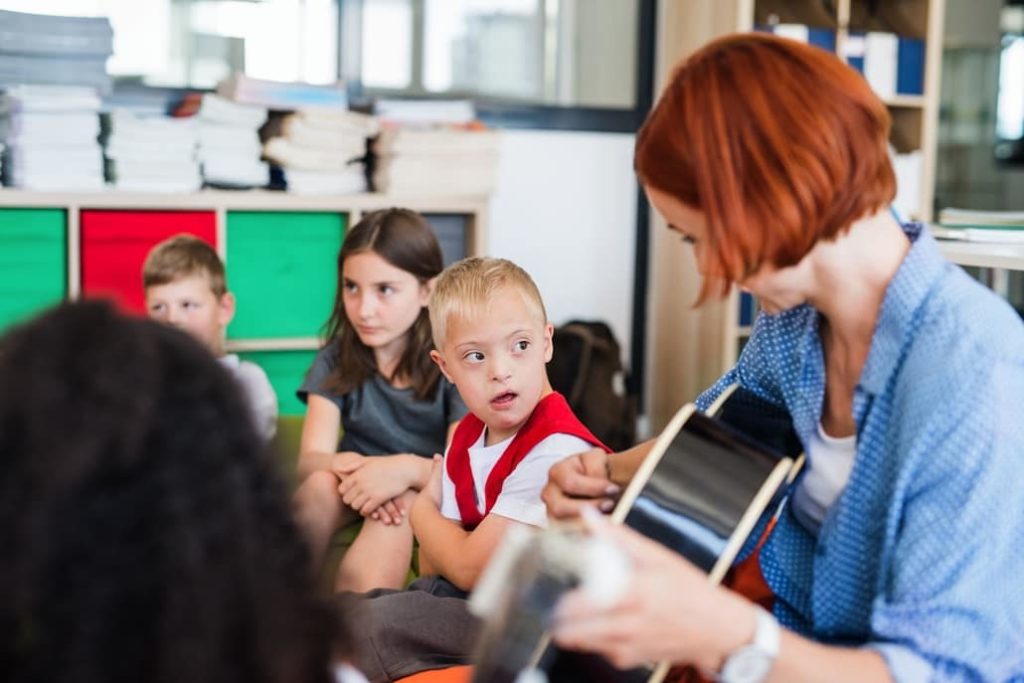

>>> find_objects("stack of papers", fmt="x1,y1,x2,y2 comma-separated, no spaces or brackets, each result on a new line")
372,126,501,195
263,108,376,194
0,85,104,191
195,94,269,188
103,109,201,193
934,208,1024,243
0,10,113,94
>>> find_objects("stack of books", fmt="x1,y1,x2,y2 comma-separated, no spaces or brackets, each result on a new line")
262,109,376,194
103,110,201,193
0,10,114,94
372,125,501,195
194,94,269,189
371,99,499,195
933,208,1024,243
0,85,104,191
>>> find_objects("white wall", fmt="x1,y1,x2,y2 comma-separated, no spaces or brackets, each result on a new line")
487,129,638,362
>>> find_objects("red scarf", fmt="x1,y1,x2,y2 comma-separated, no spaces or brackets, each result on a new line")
445,392,609,529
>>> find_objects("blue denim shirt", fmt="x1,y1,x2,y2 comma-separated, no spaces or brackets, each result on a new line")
697,224,1024,681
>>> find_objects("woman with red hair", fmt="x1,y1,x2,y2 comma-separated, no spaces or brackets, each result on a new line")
543,33,1024,682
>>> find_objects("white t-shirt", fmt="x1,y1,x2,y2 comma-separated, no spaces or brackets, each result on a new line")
219,354,278,442
440,430,593,528
790,421,857,535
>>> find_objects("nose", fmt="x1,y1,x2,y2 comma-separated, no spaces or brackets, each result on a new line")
165,305,185,326
489,355,512,383
357,292,376,320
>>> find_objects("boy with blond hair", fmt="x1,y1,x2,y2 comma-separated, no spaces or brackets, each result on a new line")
347,257,608,682
143,234,277,441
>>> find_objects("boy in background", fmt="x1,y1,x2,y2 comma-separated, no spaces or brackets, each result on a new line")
143,234,277,441
348,257,608,682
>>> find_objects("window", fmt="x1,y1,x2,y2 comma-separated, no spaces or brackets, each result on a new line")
0,0,338,89
347,0,640,109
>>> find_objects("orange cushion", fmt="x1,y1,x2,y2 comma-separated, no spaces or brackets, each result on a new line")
395,665,473,683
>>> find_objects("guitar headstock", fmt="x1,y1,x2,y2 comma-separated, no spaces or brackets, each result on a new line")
469,523,631,683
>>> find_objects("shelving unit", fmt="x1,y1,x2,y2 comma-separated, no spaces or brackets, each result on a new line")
936,239,1024,271
646,0,945,432
0,189,489,415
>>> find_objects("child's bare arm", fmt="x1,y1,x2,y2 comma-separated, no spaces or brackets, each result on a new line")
410,455,526,591
412,498,521,591
296,395,358,480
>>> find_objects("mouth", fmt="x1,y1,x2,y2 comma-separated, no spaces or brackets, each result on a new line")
357,326,380,336
490,391,518,409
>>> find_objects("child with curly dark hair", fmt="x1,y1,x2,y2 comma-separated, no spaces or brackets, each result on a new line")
0,301,363,683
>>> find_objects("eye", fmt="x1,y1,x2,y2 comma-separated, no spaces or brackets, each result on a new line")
513,340,530,352
343,281,358,294
149,303,164,313
681,234,696,245
463,351,484,363
378,284,394,296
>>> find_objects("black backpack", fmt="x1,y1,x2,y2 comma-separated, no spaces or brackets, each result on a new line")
547,320,637,452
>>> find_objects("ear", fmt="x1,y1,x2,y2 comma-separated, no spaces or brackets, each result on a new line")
217,292,236,327
430,349,454,384
542,322,554,363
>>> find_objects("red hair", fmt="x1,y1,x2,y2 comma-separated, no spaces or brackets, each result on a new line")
635,33,895,300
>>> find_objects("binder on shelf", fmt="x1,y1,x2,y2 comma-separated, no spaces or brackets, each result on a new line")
738,291,757,327
864,32,898,99
896,37,925,95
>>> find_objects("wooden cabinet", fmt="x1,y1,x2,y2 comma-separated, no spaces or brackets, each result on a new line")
0,190,488,415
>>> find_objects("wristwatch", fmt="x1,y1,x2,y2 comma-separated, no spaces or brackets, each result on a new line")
718,606,780,683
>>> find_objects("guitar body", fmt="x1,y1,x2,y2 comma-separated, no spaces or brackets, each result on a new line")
470,386,803,683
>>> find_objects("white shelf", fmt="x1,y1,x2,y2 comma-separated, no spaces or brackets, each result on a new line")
883,95,927,108
225,337,322,352
0,188,490,214
937,240,1024,271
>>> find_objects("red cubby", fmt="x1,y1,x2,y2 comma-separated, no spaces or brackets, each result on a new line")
80,210,217,314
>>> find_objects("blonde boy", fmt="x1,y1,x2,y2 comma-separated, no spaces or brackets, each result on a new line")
143,234,277,441
349,257,607,683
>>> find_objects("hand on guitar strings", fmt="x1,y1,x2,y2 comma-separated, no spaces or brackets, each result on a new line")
551,508,758,674
542,448,621,519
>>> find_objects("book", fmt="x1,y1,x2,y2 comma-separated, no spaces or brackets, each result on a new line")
933,208,1024,244
374,99,476,126
864,32,898,99
897,37,925,96
217,72,348,111
938,207,1024,227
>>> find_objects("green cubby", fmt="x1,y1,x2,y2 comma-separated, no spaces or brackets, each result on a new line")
238,349,318,417
226,211,345,340
0,208,67,333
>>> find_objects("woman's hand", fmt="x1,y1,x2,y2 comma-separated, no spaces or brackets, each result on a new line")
542,448,620,519
552,510,756,674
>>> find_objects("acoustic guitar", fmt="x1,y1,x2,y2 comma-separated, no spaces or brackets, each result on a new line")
469,385,805,683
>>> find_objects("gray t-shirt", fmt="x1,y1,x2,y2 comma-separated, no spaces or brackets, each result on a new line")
297,342,468,458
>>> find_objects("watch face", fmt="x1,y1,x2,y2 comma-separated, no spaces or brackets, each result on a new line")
721,645,773,683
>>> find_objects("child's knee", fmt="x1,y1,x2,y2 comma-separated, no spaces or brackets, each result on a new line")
294,470,342,510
